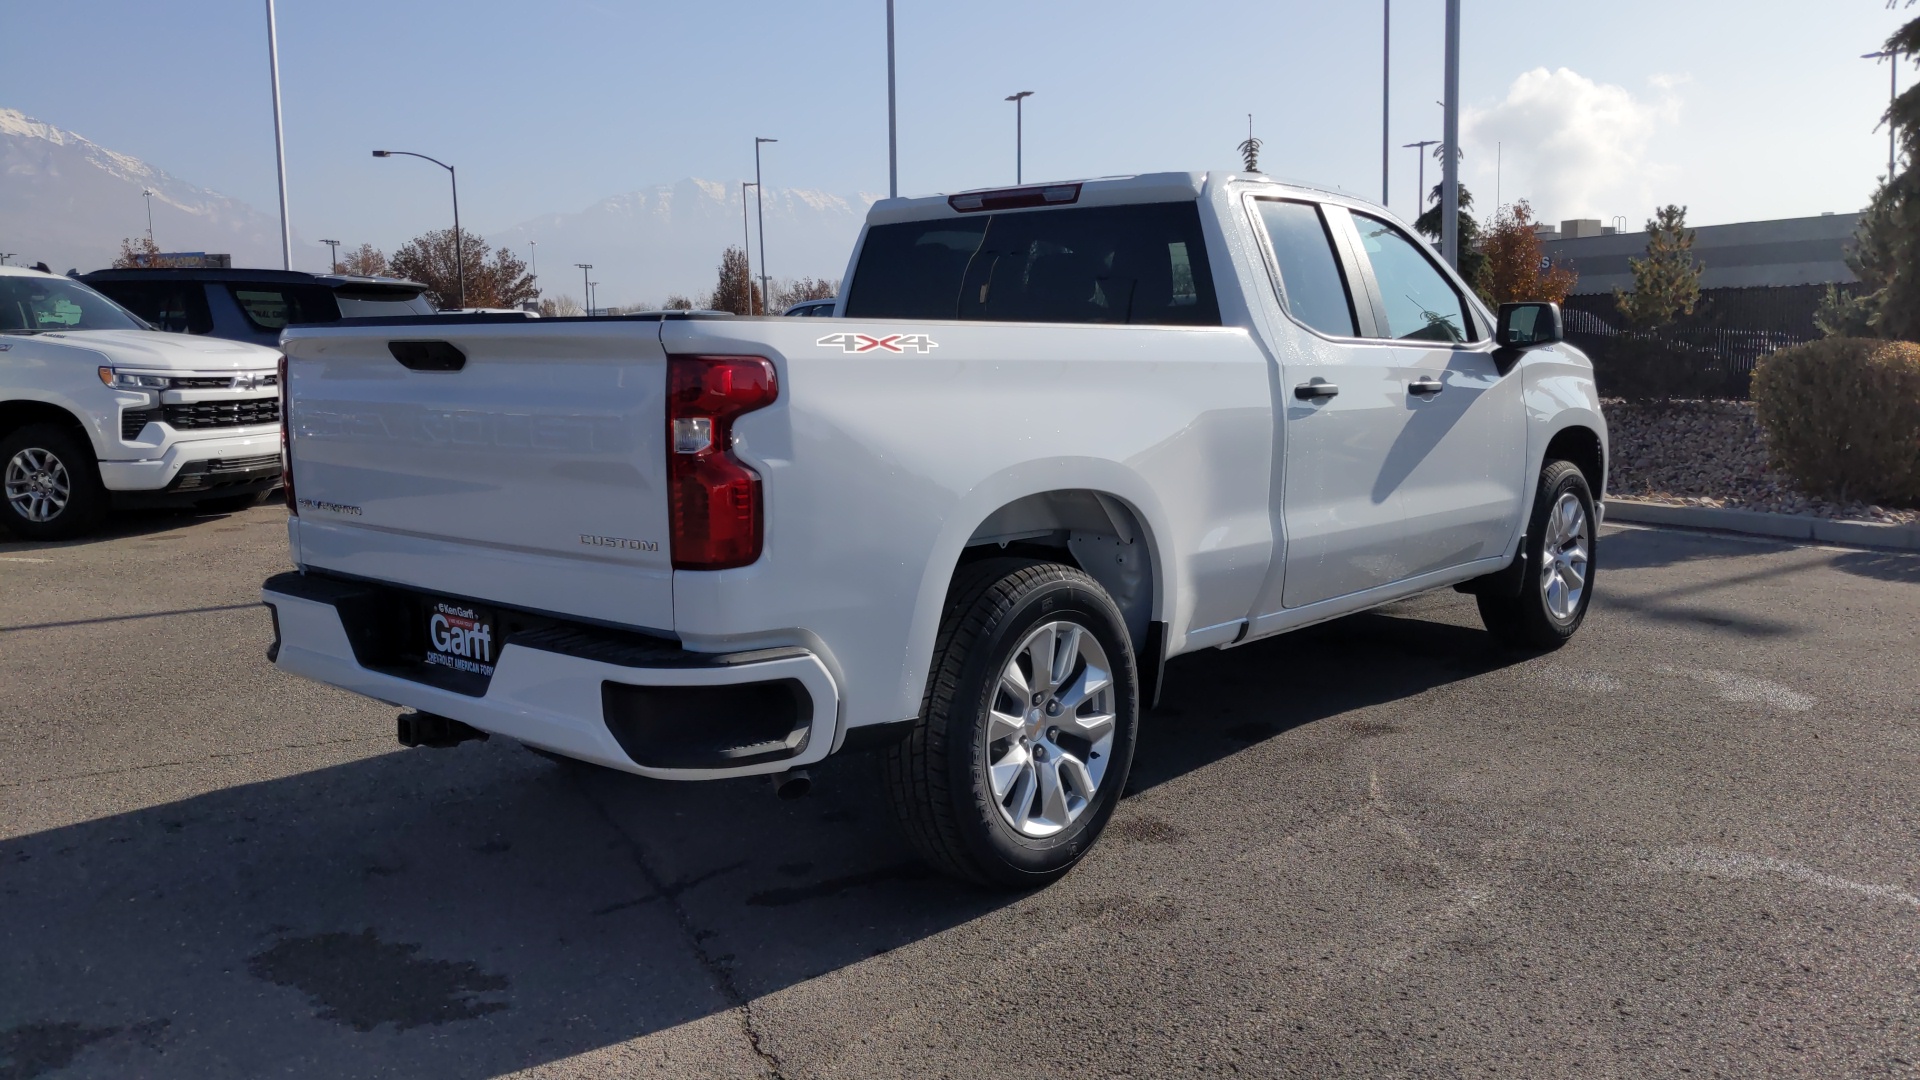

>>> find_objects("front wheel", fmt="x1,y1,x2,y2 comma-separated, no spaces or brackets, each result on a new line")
1,424,108,541
1477,459,1596,650
883,558,1139,889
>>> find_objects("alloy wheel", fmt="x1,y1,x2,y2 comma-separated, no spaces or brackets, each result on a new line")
985,620,1117,838
1540,491,1590,621
4,447,71,524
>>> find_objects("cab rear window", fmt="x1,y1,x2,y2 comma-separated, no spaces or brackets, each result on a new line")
845,201,1221,326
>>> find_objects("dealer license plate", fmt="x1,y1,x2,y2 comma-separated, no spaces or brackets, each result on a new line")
422,599,499,680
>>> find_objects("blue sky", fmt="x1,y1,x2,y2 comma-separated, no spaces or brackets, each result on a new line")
4,0,1911,282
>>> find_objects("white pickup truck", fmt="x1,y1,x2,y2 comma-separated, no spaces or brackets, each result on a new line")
2,266,285,539
264,171,1605,887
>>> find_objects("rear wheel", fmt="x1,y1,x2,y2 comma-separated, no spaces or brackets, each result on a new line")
883,557,1139,888
1478,460,1595,650
1,424,108,541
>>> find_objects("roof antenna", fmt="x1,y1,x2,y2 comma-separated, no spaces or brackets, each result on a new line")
1238,114,1262,174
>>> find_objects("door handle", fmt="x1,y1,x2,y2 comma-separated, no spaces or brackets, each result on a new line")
1293,380,1339,401
1408,376,1445,396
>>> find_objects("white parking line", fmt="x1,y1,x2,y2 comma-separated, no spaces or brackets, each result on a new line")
1648,847,1920,910
0,557,52,564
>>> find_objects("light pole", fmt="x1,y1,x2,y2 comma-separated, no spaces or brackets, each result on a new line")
1005,91,1034,184
142,188,157,246
264,0,291,270
321,238,340,272
527,240,536,283
372,150,463,309
754,137,777,315
1403,139,1439,214
0,254,14,266
589,282,599,314
1381,0,1391,206
887,0,898,199
1440,0,1462,269
576,264,592,316
1864,50,1901,182
742,181,758,313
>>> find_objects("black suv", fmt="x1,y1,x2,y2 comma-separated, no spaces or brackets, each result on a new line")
79,268,438,349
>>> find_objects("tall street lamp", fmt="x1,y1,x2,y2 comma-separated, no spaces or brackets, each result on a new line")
754,137,777,314
1439,0,1462,269
1403,139,1439,215
576,264,592,316
1005,91,1034,184
372,149,463,309
886,0,898,199
742,181,759,313
321,238,340,272
142,188,157,246
265,0,291,269
527,240,537,284
1864,49,1901,182
1381,0,1391,206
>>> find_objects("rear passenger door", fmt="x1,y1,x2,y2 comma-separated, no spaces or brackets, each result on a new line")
1342,212,1525,577
1246,197,1414,612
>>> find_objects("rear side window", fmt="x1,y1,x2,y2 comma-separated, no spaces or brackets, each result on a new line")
88,280,215,334
1349,213,1474,343
845,201,1221,326
228,285,339,332
1254,200,1358,337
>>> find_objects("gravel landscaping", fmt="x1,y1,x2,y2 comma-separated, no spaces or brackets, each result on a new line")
1603,399,1920,525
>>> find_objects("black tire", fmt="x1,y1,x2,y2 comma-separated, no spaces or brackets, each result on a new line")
0,423,109,541
883,557,1140,889
1478,460,1596,650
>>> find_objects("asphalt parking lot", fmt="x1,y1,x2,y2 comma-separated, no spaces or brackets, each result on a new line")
3,506,1917,1079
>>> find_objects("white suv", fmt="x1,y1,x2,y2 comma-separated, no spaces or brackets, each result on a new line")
1,266,285,539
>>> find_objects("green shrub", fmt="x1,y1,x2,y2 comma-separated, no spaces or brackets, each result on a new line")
1751,338,1920,505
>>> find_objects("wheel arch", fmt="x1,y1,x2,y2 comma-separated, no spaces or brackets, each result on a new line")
1543,424,1606,502
0,399,95,450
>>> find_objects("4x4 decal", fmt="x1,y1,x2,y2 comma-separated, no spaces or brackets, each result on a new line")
816,332,939,354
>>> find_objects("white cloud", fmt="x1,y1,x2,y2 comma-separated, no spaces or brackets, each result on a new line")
1463,68,1680,224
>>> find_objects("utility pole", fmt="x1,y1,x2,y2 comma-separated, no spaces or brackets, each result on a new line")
1864,50,1901,182
265,0,292,270
742,181,758,313
754,137,777,314
321,238,339,272
887,0,898,199
1440,0,1462,269
1381,0,1391,205
576,263,592,316
1005,91,1034,184
1403,139,1439,216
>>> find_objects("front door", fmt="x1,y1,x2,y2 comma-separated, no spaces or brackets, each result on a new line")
1344,212,1525,576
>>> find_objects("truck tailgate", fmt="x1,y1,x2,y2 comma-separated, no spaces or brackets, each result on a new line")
282,320,675,633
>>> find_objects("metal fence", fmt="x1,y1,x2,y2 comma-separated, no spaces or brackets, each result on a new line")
1560,285,1845,400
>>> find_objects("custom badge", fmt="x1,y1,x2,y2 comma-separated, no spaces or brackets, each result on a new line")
816,332,938,354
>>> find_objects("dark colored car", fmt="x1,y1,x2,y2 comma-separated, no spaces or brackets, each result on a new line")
79,268,438,350
783,298,837,317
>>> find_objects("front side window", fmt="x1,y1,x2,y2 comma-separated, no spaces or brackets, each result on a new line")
1350,213,1473,343
89,281,214,334
1255,200,1358,337
228,285,339,332
845,201,1221,326
0,276,146,333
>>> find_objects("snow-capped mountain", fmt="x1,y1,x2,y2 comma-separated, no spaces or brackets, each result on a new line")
0,108,292,273
493,179,876,308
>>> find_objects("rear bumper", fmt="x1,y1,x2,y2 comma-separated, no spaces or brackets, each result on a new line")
99,429,281,492
261,571,840,780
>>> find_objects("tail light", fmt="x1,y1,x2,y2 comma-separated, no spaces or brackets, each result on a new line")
666,355,777,570
279,354,295,514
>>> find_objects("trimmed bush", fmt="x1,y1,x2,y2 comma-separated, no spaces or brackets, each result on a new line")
1751,338,1920,505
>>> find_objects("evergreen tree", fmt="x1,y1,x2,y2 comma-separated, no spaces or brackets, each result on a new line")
1413,183,1487,291
707,246,763,315
1614,205,1702,330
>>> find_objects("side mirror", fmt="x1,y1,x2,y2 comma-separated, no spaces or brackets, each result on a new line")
1496,302,1564,349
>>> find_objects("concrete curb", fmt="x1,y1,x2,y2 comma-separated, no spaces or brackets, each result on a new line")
1604,497,1920,552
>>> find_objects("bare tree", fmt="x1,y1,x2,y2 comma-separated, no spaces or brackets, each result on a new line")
389,228,537,310
339,243,387,277
662,294,697,311
111,236,177,269
773,276,838,312
538,294,584,317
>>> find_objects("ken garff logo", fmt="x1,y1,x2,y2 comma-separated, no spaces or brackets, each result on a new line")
816,332,938,355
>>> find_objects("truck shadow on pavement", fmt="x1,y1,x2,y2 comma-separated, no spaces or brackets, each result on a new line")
0,603,1527,1078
